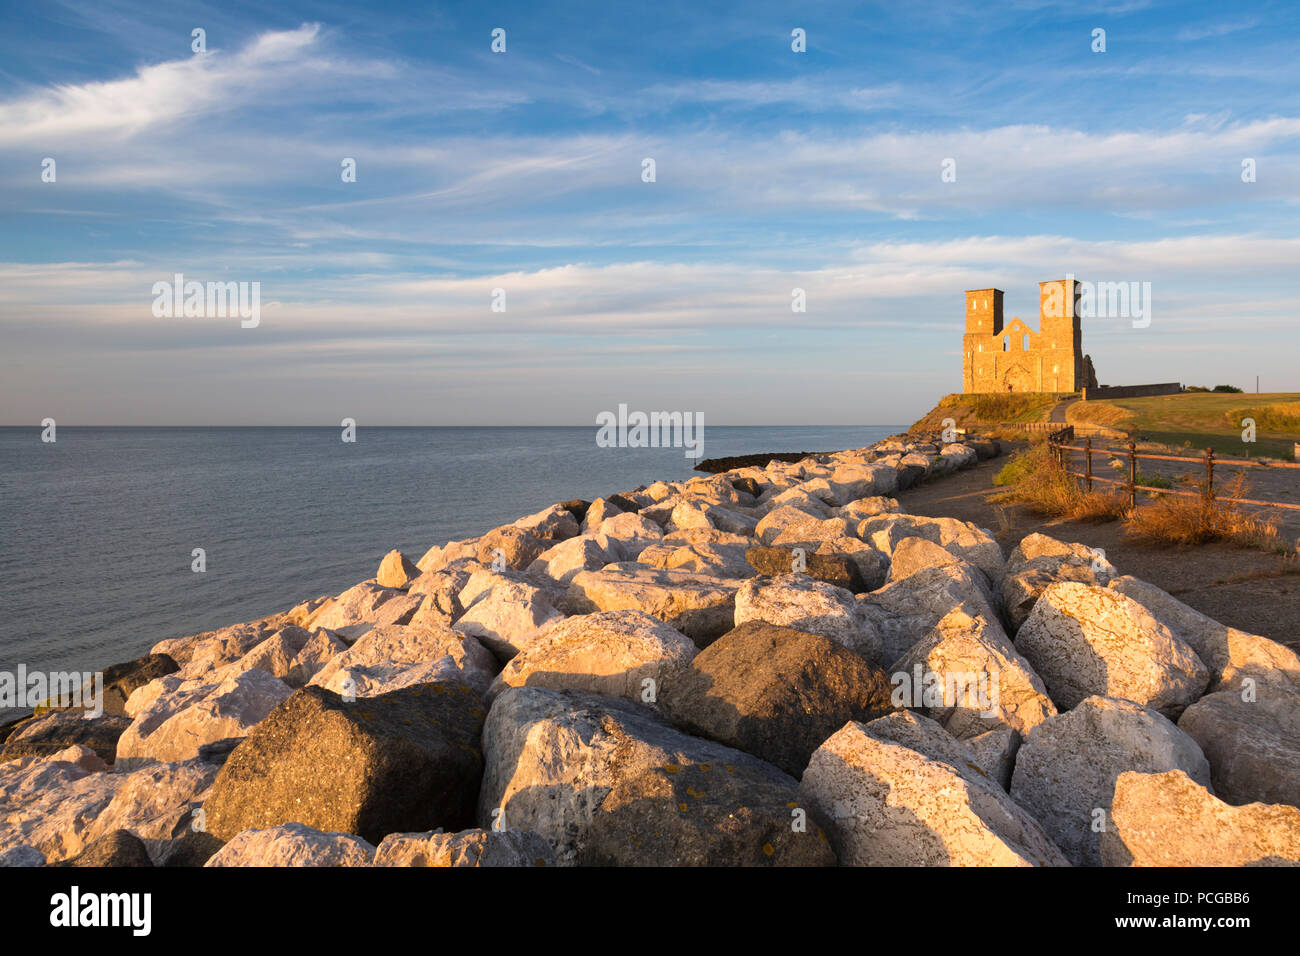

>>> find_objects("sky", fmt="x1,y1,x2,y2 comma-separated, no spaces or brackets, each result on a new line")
1,0,1298,425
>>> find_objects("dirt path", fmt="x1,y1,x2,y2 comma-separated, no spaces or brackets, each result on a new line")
896,449,1300,652
1048,399,1078,424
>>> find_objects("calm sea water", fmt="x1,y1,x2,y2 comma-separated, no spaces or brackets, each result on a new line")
0,425,898,715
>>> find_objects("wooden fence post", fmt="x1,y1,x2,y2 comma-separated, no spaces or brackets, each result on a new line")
1085,437,1092,491
1205,447,1215,502
1127,441,1137,508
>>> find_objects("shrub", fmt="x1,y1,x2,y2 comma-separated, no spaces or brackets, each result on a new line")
1212,384,1244,393
1124,475,1283,548
991,444,1128,522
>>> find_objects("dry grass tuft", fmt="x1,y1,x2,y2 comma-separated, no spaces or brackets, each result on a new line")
1124,474,1285,549
992,444,1129,522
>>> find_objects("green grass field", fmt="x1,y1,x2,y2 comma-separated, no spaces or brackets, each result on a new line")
1068,392,1300,460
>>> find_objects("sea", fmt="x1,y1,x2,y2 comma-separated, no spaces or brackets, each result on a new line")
0,425,900,717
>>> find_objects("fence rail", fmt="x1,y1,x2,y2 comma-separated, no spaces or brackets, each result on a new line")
1046,427,1300,512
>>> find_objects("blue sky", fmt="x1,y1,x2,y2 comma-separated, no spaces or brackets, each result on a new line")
1,0,1298,424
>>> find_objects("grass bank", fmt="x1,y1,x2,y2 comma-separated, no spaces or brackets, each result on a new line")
1068,392,1300,460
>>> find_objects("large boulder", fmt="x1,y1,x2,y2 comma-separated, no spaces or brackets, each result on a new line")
745,544,868,593
733,574,880,663
303,582,416,636
859,562,1000,666
153,619,283,680
514,503,581,541
0,710,129,766
487,610,697,707
1008,696,1212,866
0,745,216,864
203,682,486,845
527,534,622,585
857,514,1005,588
594,513,663,559
115,668,292,770
662,621,895,776
1001,533,1115,633
77,757,219,864
82,654,179,716
1177,684,1300,808
567,566,742,648
453,572,565,661
376,549,420,589
373,828,556,867
229,626,313,684
1102,770,1300,866
309,622,497,697
1109,576,1300,693
753,505,828,546
476,526,547,571
204,822,375,867
416,537,480,574
1014,582,1209,717
798,712,1067,866
891,607,1056,742
52,829,153,867
479,687,836,866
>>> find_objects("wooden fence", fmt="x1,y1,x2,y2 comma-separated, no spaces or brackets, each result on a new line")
1046,426,1300,512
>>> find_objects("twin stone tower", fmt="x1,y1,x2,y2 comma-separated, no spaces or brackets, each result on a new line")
962,279,1097,394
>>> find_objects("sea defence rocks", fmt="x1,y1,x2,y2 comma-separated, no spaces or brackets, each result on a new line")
453,571,565,660
734,575,881,663
115,668,292,770
0,745,217,864
203,682,486,845
567,566,742,647
1101,770,1300,866
860,562,999,666
478,687,836,866
1014,582,1209,718
13,432,1284,867
798,713,1067,866
205,823,376,867
374,828,555,867
1002,533,1115,633
661,621,895,776
857,514,1005,589
487,609,696,707
1177,684,1300,808
309,622,496,697
1109,575,1300,693
376,549,421,589
892,607,1057,744
1009,696,1212,867
0,710,130,766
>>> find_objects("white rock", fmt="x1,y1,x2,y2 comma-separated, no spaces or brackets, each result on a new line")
857,514,1005,588
527,534,622,585
798,713,1067,866
204,822,375,867
308,621,497,697
488,610,696,706
1109,575,1300,693
1009,696,1212,866
1014,582,1209,717
734,574,880,662
567,566,742,647
453,574,565,661
1101,770,1300,866
115,668,292,769
373,828,556,866
891,607,1057,740
1177,684,1300,808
